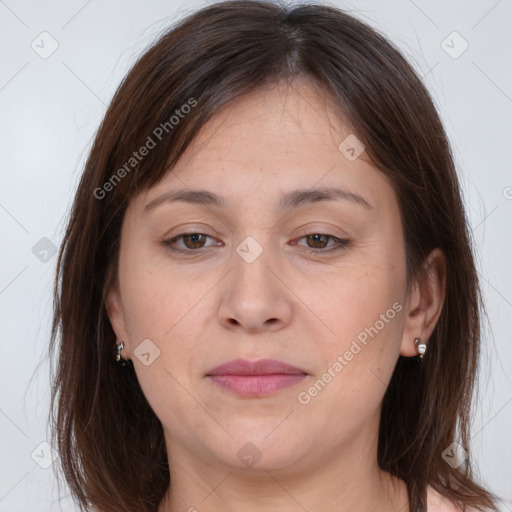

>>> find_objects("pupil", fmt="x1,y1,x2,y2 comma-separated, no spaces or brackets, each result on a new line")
310,234,326,247
186,233,204,247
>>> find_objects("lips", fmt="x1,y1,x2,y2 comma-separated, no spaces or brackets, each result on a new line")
206,358,306,376
206,358,308,398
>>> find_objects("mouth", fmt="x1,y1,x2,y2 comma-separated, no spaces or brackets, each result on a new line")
206,358,308,398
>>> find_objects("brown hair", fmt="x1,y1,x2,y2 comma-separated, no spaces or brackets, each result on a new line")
49,1,500,511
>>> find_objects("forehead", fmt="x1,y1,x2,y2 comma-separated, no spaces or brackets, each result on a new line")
186,79,350,162
135,79,396,216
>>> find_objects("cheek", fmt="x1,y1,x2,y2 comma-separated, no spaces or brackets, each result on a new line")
316,264,403,337
120,253,204,343
119,264,209,433
119,252,218,393
295,275,404,431
306,262,405,393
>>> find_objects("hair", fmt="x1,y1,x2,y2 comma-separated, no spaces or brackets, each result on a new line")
49,1,500,511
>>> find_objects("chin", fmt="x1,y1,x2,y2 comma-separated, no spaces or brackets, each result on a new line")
212,428,309,472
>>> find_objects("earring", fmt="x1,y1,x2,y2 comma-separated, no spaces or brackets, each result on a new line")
414,337,427,358
115,341,131,367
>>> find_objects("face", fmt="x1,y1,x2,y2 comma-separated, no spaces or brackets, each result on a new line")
107,79,420,477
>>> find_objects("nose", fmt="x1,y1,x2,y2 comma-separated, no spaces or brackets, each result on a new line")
217,239,293,333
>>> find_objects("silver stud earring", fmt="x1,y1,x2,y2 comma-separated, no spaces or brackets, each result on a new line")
115,341,124,362
115,341,131,367
414,337,427,358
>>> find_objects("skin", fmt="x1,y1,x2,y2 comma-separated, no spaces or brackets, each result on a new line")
107,78,446,512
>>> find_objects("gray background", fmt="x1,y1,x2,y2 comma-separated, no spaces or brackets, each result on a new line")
0,0,511,510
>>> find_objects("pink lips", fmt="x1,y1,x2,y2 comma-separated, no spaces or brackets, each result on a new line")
206,358,307,398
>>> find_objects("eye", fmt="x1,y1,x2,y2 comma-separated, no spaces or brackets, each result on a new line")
162,232,220,253
162,232,350,255
293,234,350,253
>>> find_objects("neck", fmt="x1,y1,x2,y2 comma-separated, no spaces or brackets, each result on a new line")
157,427,409,512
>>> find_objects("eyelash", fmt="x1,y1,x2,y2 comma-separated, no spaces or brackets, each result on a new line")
162,232,350,255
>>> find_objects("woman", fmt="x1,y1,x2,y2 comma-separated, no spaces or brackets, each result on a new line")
48,1,501,511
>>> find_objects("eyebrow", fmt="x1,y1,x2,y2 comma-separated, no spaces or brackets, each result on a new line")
144,186,373,212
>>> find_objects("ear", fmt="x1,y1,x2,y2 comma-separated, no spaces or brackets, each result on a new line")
106,282,131,357
400,248,447,357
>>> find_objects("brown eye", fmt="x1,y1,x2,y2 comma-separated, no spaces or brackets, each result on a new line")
163,232,220,253
294,234,350,253
305,234,330,249
181,233,208,249
163,232,349,255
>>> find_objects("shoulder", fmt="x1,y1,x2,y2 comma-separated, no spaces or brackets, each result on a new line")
426,485,481,512
427,485,463,511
